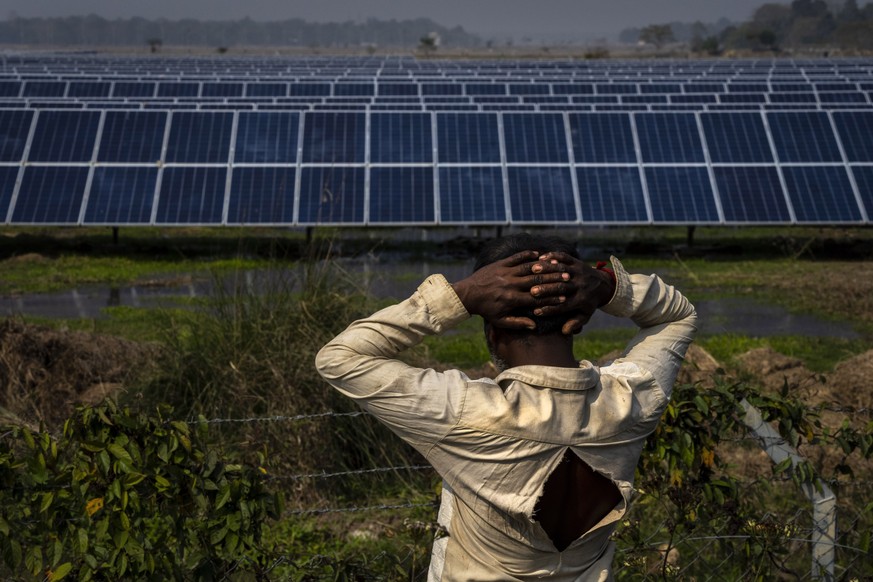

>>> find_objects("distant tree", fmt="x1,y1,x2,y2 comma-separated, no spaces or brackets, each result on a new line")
639,24,675,48
839,0,861,21
418,31,439,54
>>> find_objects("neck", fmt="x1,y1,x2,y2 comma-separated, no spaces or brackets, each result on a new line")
505,334,578,369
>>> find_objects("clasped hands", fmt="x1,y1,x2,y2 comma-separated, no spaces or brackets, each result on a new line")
451,251,615,335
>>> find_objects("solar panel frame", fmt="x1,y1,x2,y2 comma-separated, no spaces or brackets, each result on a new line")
82,166,158,225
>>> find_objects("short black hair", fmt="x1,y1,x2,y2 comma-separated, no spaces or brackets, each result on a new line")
474,233,579,335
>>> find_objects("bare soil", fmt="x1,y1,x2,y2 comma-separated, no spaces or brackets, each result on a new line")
0,319,159,427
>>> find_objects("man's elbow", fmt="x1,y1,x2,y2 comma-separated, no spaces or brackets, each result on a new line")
314,342,344,381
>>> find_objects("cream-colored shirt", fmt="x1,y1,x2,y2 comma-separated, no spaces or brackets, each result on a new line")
315,257,697,581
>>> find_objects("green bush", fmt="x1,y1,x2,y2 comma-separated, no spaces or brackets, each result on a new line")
0,400,281,581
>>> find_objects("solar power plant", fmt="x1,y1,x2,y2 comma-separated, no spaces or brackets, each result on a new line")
0,55,870,226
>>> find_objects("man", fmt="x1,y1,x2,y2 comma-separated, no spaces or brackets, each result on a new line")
316,233,697,581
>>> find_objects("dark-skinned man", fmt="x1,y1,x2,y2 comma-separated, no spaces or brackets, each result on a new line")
316,233,697,581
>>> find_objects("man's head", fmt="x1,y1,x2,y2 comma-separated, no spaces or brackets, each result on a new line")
475,233,581,372
474,233,580,337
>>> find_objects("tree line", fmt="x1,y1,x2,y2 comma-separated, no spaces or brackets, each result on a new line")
622,0,873,53
0,14,483,50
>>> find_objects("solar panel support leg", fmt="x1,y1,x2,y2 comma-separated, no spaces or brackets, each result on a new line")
496,226,503,239
687,226,695,248
112,227,119,246
306,227,313,245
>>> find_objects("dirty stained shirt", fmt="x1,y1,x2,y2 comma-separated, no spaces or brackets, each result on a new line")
315,257,697,581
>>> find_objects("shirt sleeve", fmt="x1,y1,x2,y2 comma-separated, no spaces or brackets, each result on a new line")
315,274,472,450
600,256,698,397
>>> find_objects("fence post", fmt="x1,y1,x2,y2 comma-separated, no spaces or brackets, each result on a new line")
740,399,836,581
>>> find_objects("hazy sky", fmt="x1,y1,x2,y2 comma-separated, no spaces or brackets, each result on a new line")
4,0,778,39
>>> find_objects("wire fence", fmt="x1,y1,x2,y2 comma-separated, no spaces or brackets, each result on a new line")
175,404,873,582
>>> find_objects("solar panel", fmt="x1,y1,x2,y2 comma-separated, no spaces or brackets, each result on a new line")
832,111,873,162
246,83,287,97
0,110,34,162
700,112,773,164
369,167,434,223
12,166,89,223
438,166,506,223
507,167,577,223
23,81,66,98
157,82,199,97
202,82,243,97
0,166,19,222
297,166,365,224
28,110,100,162
767,112,842,163
850,166,873,219
0,82,22,98
113,82,155,98
782,166,863,222
165,112,233,164
569,113,636,164
503,113,569,164
84,167,157,224
227,167,295,224
234,112,299,164
301,112,366,164
576,167,647,223
98,111,167,163
370,113,432,164
645,167,720,222
68,82,111,98
155,167,227,224
635,113,705,164
713,166,791,223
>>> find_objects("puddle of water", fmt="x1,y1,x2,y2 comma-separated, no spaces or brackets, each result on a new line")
0,261,860,340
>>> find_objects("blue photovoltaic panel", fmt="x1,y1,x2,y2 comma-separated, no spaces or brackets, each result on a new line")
438,167,506,223
437,113,501,163
155,167,227,224
12,166,88,223
369,167,434,223
227,167,296,224
301,112,366,164
334,84,374,97
246,83,286,97
503,113,569,164
569,113,636,164
422,84,463,96
507,167,577,223
288,83,331,97
370,113,432,164
98,111,167,163
767,112,842,163
700,112,773,164
850,166,873,219
832,111,873,162
782,166,862,222
67,82,111,98
0,167,19,221
202,83,243,97
713,166,791,223
297,166,365,224
112,82,155,98
576,167,647,222
0,110,34,162
234,112,299,164
645,167,719,222
378,83,418,96
84,167,157,224
635,113,705,164
22,82,65,98
165,112,233,164
0,82,21,97
466,83,507,96
157,82,199,97
28,111,100,163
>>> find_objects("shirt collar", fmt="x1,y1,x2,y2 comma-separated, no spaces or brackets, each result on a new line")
495,361,600,392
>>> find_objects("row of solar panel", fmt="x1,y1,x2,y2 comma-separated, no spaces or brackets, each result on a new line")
1,163,870,225
6,102,873,114
2,80,873,98
2,109,871,165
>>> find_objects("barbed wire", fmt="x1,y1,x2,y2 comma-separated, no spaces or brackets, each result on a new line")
285,500,436,516
268,464,433,482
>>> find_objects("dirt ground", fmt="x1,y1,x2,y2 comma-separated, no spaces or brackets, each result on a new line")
0,319,158,427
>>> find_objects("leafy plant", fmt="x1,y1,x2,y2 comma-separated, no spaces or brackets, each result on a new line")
0,400,281,581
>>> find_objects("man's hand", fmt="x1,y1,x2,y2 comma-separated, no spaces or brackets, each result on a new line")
532,252,616,335
452,251,572,330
